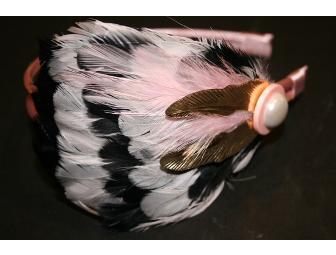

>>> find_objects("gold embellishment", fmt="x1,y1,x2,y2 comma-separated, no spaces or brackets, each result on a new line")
160,123,257,172
161,79,268,172
166,79,266,119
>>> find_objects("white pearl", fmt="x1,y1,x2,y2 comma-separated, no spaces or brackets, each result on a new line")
263,92,288,129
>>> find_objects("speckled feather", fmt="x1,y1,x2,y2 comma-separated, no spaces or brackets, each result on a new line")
33,20,266,231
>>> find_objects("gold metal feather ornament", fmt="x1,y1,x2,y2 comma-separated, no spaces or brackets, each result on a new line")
161,79,270,172
160,123,257,172
166,79,267,119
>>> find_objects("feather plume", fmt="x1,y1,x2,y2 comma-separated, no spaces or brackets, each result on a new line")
33,20,268,230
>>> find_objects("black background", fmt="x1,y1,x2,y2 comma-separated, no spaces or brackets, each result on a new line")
1,17,336,239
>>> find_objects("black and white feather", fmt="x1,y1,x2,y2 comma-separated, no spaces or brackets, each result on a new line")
32,20,265,231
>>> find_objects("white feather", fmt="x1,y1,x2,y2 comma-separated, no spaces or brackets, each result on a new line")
44,20,263,229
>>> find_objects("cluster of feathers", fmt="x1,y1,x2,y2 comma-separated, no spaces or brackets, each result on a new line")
32,20,267,231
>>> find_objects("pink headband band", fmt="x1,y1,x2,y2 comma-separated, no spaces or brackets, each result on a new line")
152,28,274,57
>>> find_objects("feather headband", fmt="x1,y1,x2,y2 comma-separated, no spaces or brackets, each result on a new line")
24,21,307,231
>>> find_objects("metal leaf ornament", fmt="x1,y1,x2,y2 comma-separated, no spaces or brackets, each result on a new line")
161,79,269,172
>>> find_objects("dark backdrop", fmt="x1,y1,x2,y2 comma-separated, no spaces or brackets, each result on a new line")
1,17,335,239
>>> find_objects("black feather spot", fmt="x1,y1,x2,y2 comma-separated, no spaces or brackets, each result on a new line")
188,136,261,201
77,32,153,78
188,160,232,201
93,32,152,54
202,42,261,78
99,135,140,168
83,87,152,230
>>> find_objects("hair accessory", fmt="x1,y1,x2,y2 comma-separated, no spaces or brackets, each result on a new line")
24,20,307,231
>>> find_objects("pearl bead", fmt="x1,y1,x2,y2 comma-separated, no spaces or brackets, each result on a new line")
263,92,288,129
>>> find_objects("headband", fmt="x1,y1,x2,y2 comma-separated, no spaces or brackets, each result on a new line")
24,22,308,230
